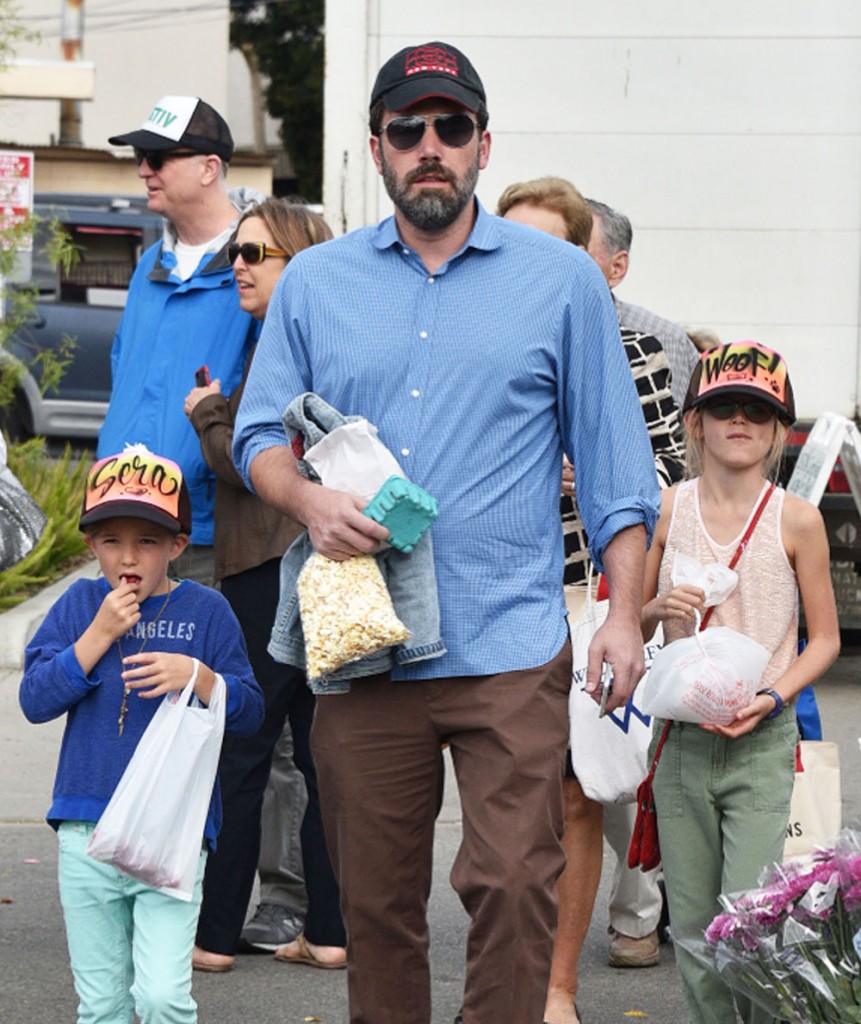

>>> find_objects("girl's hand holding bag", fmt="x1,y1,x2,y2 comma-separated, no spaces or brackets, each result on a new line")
86,661,226,901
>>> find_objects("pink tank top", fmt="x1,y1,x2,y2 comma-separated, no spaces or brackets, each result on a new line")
658,479,798,689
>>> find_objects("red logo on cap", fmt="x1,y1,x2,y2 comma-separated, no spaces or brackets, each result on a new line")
404,45,459,79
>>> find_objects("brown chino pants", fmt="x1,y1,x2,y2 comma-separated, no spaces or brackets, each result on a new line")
311,641,572,1024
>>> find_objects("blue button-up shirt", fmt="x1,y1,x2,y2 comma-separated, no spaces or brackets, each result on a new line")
234,201,660,680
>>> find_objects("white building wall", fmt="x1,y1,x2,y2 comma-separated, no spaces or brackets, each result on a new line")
323,1,861,419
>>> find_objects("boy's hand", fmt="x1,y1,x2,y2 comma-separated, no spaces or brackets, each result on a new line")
75,583,142,674
122,652,216,704
92,582,141,645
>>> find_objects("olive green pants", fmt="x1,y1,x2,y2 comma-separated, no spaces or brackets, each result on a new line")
653,713,798,1024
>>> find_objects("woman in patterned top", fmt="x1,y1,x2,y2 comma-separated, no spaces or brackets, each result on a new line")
499,176,686,1024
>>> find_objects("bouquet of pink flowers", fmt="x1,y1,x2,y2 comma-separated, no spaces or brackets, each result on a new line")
684,829,861,1023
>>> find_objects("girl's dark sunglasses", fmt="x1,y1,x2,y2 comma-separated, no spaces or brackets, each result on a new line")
133,148,200,171
703,398,775,425
227,242,290,265
380,113,480,152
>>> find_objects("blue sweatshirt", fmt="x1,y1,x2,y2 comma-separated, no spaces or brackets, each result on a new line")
19,577,263,849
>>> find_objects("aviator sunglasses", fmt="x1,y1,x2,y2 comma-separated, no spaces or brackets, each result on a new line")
703,398,776,425
380,113,480,152
227,242,290,265
133,148,201,171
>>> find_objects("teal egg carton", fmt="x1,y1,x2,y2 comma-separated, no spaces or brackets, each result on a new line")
363,475,439,553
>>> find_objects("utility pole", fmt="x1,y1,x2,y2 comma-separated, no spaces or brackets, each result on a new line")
58,0,84,146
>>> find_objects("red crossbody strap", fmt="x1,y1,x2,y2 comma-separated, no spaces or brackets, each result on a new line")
648,481,776,771
646,719,673,779
699,482,775,631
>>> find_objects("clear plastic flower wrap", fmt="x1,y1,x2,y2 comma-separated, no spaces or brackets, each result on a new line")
679,829,861,1023
297,553,410,681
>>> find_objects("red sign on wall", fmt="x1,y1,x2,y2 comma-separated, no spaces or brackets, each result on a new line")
0,150,35,250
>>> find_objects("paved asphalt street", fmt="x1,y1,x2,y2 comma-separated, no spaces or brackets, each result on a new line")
0,566,858,1024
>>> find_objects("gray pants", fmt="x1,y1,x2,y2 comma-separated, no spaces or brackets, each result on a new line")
257,724,308,914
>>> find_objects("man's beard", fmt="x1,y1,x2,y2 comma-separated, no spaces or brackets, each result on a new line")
381,155,479,231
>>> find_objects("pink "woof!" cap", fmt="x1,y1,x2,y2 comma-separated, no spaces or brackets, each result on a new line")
79,444,192,533
683,341,796,424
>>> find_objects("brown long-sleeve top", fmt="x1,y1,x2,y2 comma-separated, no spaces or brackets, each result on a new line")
190,356,303,583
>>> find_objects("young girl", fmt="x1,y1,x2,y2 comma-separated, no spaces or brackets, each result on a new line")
641,342,840,1024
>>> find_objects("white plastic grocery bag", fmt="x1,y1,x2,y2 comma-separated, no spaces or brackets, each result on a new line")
640,613,769,725
86,663,226,901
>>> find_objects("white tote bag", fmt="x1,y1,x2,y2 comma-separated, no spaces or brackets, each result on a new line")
87,663,226,901
784,740,842,861
568,578,662,805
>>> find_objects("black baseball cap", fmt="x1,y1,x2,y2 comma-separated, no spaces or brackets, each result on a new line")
370,41,486,113
108,95,234,163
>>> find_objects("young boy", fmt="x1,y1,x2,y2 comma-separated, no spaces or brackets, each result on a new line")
19,444,263,1024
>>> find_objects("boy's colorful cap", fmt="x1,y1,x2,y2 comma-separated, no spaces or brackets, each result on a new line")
79,444,192,533
683,341,796,424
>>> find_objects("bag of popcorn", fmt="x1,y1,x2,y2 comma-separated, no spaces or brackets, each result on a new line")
297,553,410,680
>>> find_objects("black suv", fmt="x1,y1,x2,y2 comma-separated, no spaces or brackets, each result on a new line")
3,193,163,439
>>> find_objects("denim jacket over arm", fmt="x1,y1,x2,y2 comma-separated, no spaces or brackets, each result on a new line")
267,392,446,694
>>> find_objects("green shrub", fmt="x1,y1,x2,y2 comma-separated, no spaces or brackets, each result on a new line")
0,438,92,609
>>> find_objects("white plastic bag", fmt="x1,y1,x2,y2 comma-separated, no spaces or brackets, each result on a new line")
640,613,769,725
86,663,226,901
671,551,738,607
568,578,662,804
304,420,404,500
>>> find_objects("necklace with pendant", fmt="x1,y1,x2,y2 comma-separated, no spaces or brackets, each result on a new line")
116,583,173,736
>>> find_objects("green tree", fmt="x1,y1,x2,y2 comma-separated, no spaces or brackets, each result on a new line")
0,1,77,415
0,1,88,597
230,0,324,201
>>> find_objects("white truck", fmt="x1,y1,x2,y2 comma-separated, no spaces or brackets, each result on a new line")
321,1,861,630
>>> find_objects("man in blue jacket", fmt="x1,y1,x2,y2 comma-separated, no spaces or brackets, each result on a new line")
99,95,261,584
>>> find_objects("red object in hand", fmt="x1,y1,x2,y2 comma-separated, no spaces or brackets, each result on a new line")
194,365,211,387
291,435,305,460
597,574,609,601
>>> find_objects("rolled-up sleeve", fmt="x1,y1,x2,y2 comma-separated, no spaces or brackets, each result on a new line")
558,262,661,572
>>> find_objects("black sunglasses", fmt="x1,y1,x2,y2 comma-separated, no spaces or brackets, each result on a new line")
133,148,201,171
380,113,480,152
703,398,776,425
227,241,290,265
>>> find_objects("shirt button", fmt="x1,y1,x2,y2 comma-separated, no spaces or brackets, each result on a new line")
419,330,428,339
402,247,409,255
401,447,410,457
411,389,421,398
427,276,435,284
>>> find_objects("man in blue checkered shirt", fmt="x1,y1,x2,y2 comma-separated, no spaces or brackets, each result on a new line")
235,39,660,1024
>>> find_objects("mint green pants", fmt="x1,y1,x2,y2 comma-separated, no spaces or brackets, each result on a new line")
58,821,206,1024
652,713,797,1024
